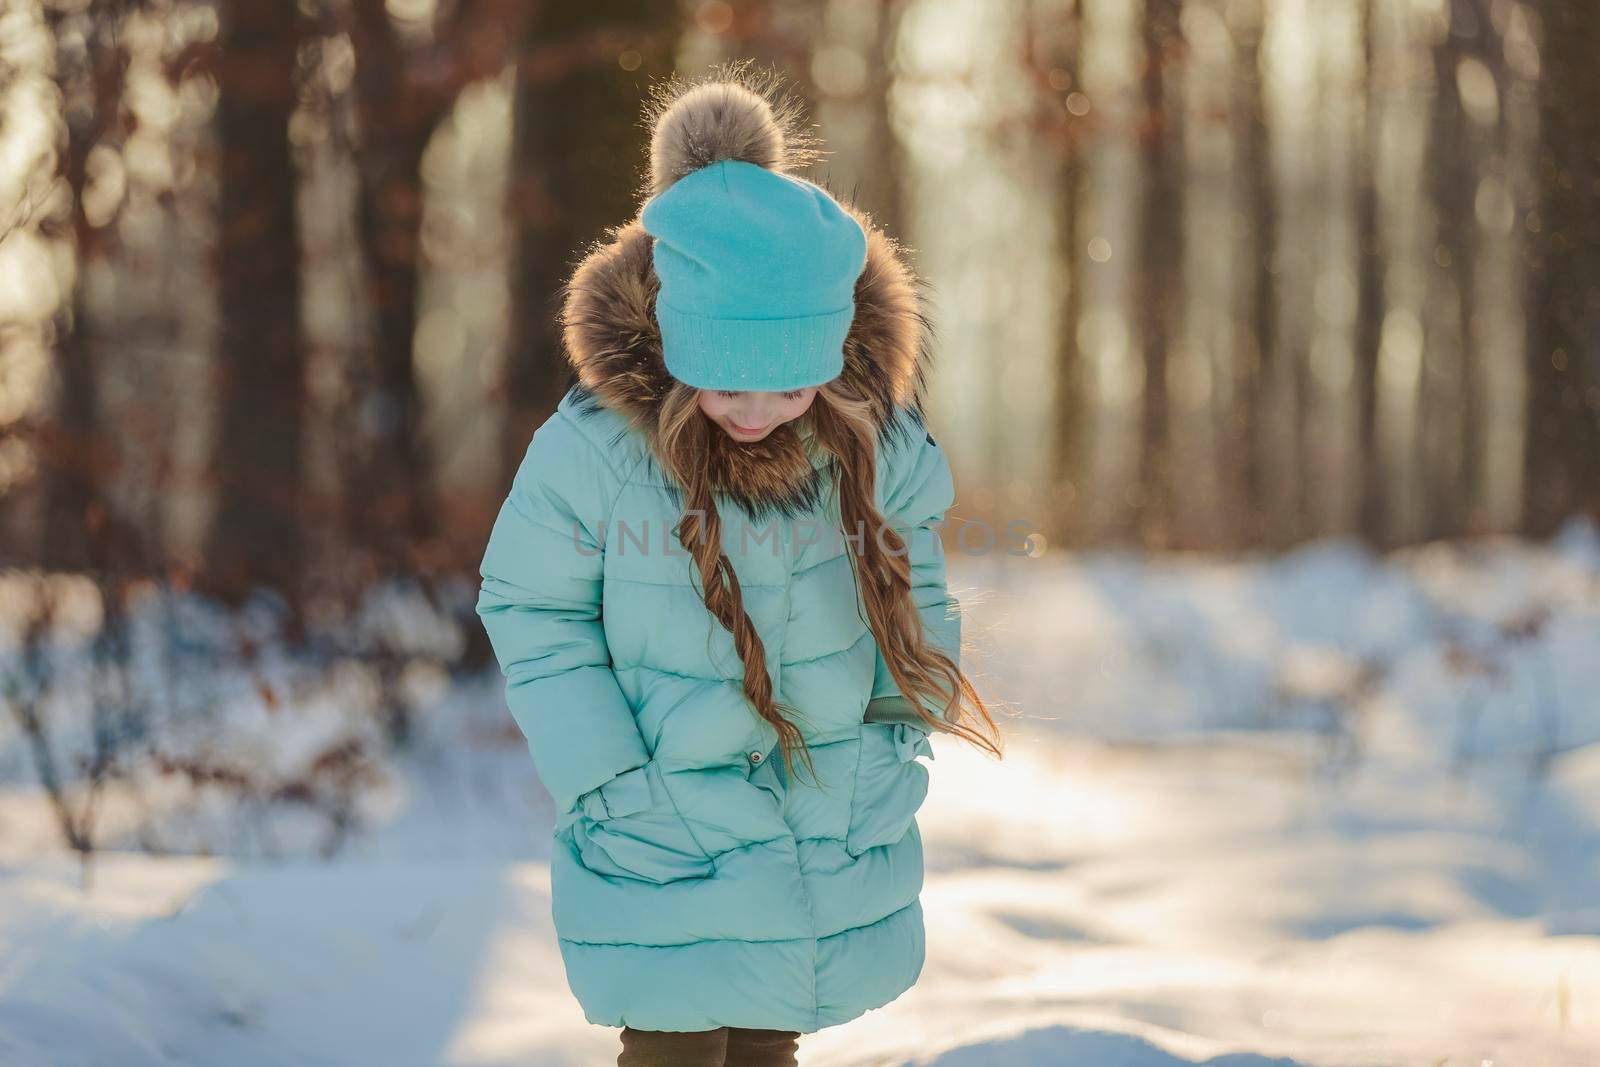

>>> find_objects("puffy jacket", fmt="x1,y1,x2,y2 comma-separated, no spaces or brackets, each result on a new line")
475,127,960,1038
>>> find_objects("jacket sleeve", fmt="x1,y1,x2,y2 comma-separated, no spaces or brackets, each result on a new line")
863,408,962,727
476,410,653,819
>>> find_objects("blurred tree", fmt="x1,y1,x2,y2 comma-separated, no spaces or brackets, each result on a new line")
1524,1,1600,533
10,0,1600,585
1134,0,1184,550
815,0,910,244
1026,0,1092,546
345,0,523,565
205,0,308,610
1231,0,1275,550
37,0,131,573
1446,0,1503,536
1421,0,1478,539
678,0,819,101
500,1,676,473
1353,0,1386,547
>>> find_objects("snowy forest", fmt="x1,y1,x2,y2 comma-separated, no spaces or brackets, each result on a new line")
1,0,1598,1065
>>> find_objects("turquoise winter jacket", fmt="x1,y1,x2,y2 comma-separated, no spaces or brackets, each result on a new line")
476,188,960,1035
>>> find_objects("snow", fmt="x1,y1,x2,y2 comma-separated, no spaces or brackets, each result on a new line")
2,520,1598,1065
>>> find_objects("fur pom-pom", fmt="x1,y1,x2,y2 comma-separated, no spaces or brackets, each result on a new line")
642,61,823,197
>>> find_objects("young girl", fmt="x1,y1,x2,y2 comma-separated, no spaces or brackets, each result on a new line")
477,73,1001,1067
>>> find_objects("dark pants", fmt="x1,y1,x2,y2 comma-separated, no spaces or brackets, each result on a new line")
616,1025,801,1067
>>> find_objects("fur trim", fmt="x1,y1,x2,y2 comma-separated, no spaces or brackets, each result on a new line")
557,73,936,523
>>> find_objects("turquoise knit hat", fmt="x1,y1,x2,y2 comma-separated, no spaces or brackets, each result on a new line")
640,158,869,392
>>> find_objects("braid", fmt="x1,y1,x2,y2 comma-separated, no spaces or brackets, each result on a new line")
652,378,1003,787
812,386,969,736
659,391,821,785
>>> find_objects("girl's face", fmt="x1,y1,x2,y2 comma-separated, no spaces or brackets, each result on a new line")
697,386,819,443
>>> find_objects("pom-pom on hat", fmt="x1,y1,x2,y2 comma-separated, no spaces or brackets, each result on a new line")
639,83,868,392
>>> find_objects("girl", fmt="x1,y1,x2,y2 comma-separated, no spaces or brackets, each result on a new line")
477,72,1002,1067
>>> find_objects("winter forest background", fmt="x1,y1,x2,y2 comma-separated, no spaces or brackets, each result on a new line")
2,1,1599,1066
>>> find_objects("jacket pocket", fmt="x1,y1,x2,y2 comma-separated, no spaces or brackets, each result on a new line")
845,720,934,858
560,761,717,885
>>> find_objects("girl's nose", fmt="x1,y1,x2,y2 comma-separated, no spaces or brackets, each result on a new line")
732,404,776,425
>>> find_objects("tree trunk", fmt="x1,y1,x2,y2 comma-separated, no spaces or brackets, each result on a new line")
1134,0,1184,550
1353,0,1386,547
38,2,127,573
205,0,307,610
1421,0,1478,540
1232,0,1274,550
1522,2,1600,534
346,0,522,563
349,0,443,560
501,2,676,470
1040,0,1091,547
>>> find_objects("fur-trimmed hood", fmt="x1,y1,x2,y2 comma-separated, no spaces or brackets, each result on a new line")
556,72,936,523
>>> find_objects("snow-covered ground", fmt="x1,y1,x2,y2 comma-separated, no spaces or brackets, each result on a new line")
2,522,1599,1066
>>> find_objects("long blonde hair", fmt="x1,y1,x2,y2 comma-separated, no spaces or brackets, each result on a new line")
653,377,1003,785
